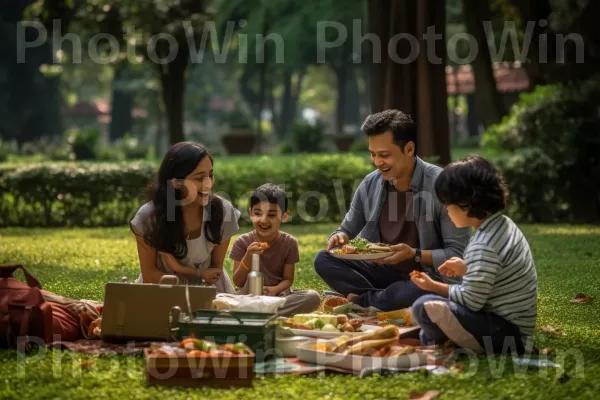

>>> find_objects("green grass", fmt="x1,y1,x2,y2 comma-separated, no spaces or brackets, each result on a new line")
1,224,599,399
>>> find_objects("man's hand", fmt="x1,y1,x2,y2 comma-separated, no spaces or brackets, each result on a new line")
200,268,222,284
438,257,467,278
263,286,279,296
327,232,350,251
375,243,416,265
246,242,266,257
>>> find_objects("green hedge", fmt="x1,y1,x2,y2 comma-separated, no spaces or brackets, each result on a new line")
483,75,600,223
0,155,374,227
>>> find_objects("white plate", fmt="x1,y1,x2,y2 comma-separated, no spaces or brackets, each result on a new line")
289,324,381,339
296,339,430,372
329,250,394,260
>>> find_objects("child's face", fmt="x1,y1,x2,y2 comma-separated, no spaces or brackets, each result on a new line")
249,202,289,237
446,204,470,228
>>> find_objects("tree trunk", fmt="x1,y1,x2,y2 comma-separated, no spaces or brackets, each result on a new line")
334,65,348,134
109,64,133,142
368,0,451,164
157,32,189,145
462,0,507,128
160,69,185,145
279,70,293,139
343,68,361,131
290,70,305,124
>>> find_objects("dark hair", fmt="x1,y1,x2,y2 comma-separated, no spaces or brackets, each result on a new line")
361,109,418,154
434,155,508,219
138,142,224,259
249,183,288,213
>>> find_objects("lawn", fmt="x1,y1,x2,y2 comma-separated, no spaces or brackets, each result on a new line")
1,224,599,399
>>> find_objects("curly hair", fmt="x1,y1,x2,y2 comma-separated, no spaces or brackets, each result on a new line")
361,109,418,154
434,155,508,219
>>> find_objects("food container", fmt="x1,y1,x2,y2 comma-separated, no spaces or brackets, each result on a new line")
295,339,430,373
144,344,255,388
275,335,313,358
174,310,277,361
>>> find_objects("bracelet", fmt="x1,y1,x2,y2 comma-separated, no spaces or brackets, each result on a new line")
240,260,250,270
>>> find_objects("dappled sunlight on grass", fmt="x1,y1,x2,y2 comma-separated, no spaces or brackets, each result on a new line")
1,223,599,398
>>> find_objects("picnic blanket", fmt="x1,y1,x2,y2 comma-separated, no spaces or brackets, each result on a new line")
50,339,155,356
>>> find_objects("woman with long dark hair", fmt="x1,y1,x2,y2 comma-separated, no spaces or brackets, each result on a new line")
130,142,240,293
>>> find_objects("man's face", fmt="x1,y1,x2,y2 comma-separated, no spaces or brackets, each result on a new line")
368,131,415,182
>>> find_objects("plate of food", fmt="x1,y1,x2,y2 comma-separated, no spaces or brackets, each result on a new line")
330,238,394,260
279,312,381,338
295,325,431,372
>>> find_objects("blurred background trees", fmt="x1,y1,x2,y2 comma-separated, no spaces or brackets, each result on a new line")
1,0,599,221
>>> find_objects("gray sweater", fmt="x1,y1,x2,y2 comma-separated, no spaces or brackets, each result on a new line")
331,157,470,283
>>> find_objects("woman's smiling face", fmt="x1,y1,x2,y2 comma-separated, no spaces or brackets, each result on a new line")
180,156,214,206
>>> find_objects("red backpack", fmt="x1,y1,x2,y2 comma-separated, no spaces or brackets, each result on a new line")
0,265,54,351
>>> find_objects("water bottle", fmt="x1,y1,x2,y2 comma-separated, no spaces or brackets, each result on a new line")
248,254,264,296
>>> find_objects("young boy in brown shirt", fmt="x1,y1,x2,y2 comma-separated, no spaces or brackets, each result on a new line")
229,183,321,317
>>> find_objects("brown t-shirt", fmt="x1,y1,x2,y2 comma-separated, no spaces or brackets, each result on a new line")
379,183,421,273
229,231,300,288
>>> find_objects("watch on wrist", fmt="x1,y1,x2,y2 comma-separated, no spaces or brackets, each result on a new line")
412,248,422,263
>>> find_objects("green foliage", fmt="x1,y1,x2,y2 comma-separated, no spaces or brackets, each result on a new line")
221,110,254,130
483,77,600,222
0,139,13,163
1,224,600,398
66,128,100,160
0,162,155,227
349,137,369,152
0,154,374,227
290,120,325,153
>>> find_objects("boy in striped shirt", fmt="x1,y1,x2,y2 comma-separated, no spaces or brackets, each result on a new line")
410,155,537,354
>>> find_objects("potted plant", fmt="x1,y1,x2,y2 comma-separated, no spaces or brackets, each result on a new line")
220,110,256,154
333,133,356,152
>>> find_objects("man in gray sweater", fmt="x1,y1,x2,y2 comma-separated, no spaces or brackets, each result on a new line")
314,110,470,311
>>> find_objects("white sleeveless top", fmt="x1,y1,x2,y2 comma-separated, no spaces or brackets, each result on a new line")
130,198,240,294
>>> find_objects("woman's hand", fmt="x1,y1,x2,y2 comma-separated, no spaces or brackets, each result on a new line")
200,268,222,284
438,257,467,278
159,252,188,273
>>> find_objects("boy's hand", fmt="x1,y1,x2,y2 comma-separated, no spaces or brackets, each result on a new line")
263,286,279,296
410,271,437,291
246,242,266,257
438,257,467,277
200,268,222,284
327,232,349,251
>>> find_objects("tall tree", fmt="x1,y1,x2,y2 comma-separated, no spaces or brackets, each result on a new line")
368,0,451,164
462,0,507,128
32,0,212,145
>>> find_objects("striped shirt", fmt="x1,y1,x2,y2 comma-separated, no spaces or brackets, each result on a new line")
448,212,538,337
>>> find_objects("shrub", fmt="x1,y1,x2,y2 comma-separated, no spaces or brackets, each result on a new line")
66,128,100,160
0,154,375,227
483,76,600,222
290,120,325,153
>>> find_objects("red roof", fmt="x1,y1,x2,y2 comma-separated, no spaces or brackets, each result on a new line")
447,63,530,95
62,101,148,120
